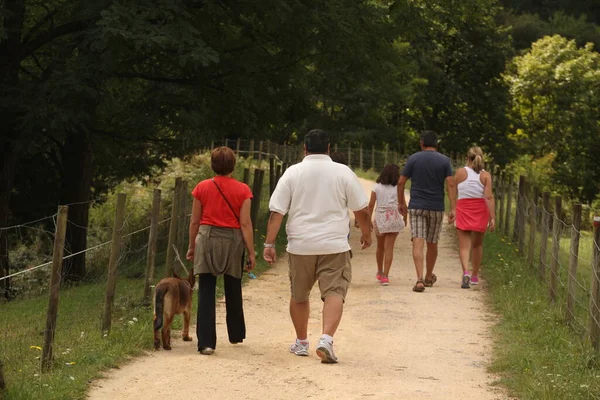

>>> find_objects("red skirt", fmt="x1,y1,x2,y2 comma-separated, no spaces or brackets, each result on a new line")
456,198,489,232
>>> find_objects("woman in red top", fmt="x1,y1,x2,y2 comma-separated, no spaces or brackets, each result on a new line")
186,147,255,355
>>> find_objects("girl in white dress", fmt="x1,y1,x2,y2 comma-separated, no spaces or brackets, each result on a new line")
368,164,406,286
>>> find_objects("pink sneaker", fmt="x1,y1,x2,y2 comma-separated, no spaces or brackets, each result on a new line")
376,272,383,281
471,276,479,285
380,277,390,286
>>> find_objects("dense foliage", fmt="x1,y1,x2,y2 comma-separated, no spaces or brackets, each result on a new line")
1,0,599,285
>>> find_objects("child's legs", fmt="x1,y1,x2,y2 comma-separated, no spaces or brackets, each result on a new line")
471,232,485,277
383,233,398,277
457,229,472,274
376,234,385,272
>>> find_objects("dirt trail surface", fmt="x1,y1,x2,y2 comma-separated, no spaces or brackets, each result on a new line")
88,178,507,400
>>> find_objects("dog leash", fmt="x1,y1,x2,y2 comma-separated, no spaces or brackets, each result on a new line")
172,245,190,276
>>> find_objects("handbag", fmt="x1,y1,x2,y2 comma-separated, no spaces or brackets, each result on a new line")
211,179,248,270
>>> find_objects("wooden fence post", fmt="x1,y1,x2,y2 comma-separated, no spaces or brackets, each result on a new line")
538,192,551,281
371,145,375,170
590,218,600,350
348,144,352,168
101,194,126,335
0,357,5,390
513,176,527,252
275,164,282,187
359,146,364,170
249,140,255,160
347,144,352,168
282,144,287,164
282,163,288,175
497,172,505,231
503,175,514,238
243,168,250,185
250,169,264,228
176,180,189,256
236,138,241,155
550,196,562,303
269,158,276,195
384,144,389,165
334,144,338,153
566,204,582,325
258,141,264,166
41,205,68,372
165,178,181,277
297,144,303,163
527,187,539,267
143,189,161,304
266,140,271,160
210,140,214,150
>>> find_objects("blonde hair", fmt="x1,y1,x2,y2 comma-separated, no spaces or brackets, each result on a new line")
467,146,485,173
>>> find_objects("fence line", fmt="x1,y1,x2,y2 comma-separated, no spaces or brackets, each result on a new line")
0,146,290,395
494,171,600,350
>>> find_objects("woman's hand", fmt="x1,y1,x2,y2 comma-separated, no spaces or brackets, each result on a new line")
245,252,256,271
489,218,496,232
186,247,195,261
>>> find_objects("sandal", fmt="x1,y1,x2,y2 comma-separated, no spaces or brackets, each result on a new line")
424,274,437,288
413,279,425,292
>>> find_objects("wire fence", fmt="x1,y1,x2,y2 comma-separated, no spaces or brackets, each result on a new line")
492,171,600,351
0,150,283,398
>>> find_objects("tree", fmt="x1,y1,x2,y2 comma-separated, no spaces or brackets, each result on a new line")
388,0,513,162
2,0,416,282
506,35,600,202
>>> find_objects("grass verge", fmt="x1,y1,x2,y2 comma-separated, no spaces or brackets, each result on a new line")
484,232,600,399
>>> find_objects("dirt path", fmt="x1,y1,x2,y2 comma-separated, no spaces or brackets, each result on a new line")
88,179,507,400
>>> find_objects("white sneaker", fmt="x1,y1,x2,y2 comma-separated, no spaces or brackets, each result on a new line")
200,347,214,355
316,338,338,363
289,340,309,356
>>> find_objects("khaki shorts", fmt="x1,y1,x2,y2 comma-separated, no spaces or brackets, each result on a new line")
409,209,445,243
287,252,352,302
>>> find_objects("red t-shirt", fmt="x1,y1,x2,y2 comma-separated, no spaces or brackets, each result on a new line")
191,176,253,229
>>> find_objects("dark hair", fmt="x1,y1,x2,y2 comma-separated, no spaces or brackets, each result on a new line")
211,146,236,175
304,129,329,154
376,164,400,186
330,151,347,165
420,130,438,148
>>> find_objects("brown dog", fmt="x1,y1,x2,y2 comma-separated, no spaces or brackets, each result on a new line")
153,270,195,350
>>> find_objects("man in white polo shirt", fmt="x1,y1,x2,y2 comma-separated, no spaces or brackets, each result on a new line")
263,129,372,364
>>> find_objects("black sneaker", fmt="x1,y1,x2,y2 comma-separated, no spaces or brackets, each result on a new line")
461,274,471,289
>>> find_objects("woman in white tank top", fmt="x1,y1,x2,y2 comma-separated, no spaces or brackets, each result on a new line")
368,164,406,286
454,147,496,289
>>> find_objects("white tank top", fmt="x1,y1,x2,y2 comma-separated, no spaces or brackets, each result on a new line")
457,166,485,199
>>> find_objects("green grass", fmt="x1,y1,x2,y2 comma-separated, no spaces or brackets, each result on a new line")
354,168,380,181
0,154,282,400
484,232,600,400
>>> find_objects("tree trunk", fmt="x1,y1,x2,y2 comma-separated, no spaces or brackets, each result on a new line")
0,0,26,300
0,145,17,299
60,131,94,281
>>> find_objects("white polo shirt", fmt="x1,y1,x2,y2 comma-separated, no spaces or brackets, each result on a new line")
269,155,369,255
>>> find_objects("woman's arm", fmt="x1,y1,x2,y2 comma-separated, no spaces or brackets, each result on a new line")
239,198,256,270
483,172,496,231
186,198,203,260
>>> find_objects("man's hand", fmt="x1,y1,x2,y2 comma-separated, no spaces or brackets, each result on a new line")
263,247,277,264
360,232,372,249
448,209,456,224
399,203,408,216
